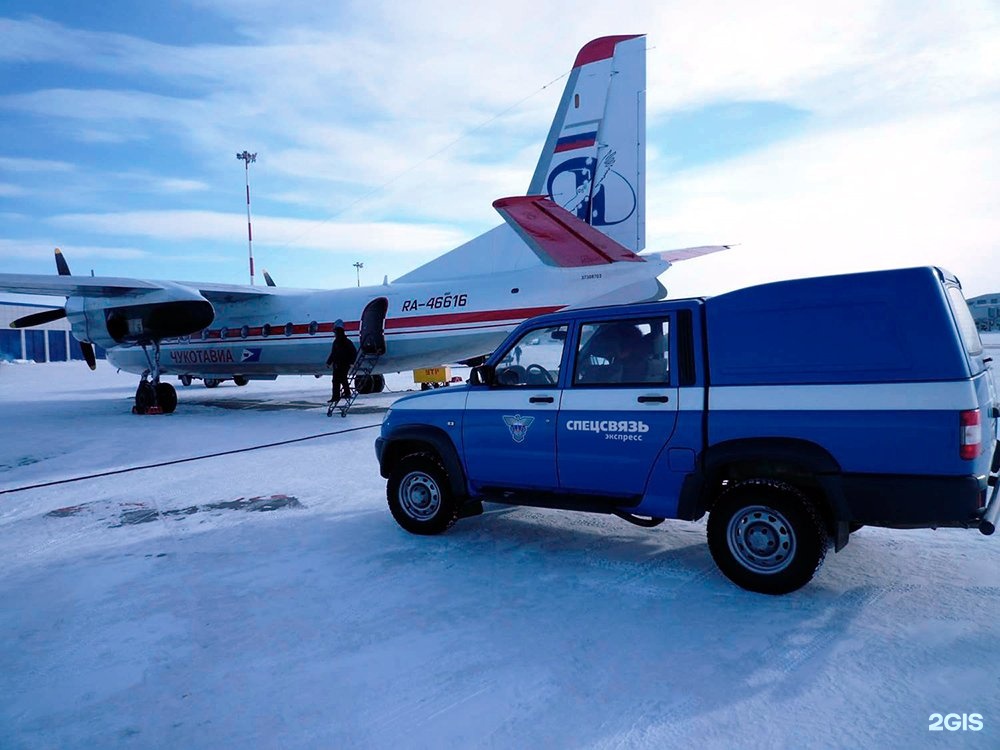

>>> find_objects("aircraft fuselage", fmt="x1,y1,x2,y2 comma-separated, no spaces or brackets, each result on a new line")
105,259,668,378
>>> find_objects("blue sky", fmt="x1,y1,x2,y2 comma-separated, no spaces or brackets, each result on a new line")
1,1,998,297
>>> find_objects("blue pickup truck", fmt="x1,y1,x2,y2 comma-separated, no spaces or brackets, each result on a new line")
375,266,999,594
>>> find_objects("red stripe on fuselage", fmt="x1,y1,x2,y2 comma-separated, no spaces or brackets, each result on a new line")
179,305,565,345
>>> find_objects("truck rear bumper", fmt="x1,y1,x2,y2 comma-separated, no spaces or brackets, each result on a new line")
843,472,990,529
978,441,1000,535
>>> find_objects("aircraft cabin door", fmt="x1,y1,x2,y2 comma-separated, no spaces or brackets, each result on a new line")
358,297,388,355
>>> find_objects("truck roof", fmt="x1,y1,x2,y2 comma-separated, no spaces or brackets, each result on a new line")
705,266,971,384
506,266,972,385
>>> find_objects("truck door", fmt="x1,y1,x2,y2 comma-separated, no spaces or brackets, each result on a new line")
557,315,678,497
462,324,569,491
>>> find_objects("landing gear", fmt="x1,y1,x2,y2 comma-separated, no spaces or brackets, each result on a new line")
179,374,193,387
233,375,249,386
131,341,178,415
134,381,155,414
354,373,386,395
203,378,221,389
156,382,178,413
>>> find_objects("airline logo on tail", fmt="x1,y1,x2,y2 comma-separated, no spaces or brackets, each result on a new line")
547,151,637,228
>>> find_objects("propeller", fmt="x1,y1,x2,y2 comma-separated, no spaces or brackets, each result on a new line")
8,248,98,370
10,307,67,328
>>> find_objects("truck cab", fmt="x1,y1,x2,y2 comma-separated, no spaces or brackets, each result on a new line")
375,267,999,594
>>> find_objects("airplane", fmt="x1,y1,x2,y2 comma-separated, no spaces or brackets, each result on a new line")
0,34,726,414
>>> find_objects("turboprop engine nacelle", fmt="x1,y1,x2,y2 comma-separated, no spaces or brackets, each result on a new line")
65,282,215,349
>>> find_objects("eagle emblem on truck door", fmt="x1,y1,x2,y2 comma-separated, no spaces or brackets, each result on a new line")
503,414,535,444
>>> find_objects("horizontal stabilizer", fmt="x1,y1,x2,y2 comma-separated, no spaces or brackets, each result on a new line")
493,195,645,268
641,245,732,263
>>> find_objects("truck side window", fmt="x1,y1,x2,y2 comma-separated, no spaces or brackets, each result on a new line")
494,324,568,387
573,317,670,386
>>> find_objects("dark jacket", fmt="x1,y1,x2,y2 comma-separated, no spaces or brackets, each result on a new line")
326,329,357,369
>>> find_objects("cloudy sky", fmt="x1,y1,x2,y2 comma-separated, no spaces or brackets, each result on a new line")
1,1,998,297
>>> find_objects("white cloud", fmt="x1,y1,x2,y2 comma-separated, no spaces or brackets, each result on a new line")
0,156,75,172
47,210,468,254
0,239,148,261
650,101,1000,298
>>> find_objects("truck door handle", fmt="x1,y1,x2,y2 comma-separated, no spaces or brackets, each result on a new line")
529,395,554,403
637,395,670,403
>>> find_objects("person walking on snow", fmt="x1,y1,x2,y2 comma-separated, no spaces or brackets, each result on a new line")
326,319,357,402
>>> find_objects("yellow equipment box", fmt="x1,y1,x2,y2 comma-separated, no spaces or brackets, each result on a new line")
413,366,451,384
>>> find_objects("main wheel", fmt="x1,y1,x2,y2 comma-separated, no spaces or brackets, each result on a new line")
155,382,177,414
372,374,386,393
203,378,220,389
355,374,376,394
386,453,460,535
707,479,828,595
234,375,249,386
133,381,155,414
179,374,193,387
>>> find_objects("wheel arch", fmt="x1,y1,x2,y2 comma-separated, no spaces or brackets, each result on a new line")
688,437,851,549
378,425,468,500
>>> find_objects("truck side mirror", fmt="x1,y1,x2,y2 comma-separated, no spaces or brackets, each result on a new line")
470,364,495,386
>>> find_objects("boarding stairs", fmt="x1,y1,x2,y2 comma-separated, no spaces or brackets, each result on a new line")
327,297,388,418
328,351,380,417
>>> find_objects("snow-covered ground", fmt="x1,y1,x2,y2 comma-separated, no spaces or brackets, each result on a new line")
1,350,999,749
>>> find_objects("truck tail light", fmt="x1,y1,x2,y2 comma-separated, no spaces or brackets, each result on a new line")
960,409,981,460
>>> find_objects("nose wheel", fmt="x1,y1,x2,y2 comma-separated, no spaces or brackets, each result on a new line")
132,341,178,414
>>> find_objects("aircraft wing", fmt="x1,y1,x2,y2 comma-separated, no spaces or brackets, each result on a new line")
0,273,279,302
0,273,164,298
493,195,645,267
174,281,280,303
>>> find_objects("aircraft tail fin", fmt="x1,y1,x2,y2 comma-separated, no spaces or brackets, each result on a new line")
493,195,643,267
393,35,648,285
528,35,646,253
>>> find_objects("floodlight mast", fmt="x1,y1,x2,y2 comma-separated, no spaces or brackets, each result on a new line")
236,150,257,285
353,261,364,287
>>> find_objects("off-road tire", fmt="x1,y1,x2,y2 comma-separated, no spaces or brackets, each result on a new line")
707,479,828,595
387,453,460,535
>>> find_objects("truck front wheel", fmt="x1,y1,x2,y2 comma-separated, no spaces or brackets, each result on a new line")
387,453,460,535
707,480,828,595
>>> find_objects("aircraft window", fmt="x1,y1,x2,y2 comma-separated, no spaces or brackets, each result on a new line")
308,321,318,335
494,324,567,387
573,317,670,386
219,327,229,339
284,322,294,337
240,325,249,339
262,323,271,337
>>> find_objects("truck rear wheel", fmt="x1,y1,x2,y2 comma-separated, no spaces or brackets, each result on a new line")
387,453,459,535
707,479,828,595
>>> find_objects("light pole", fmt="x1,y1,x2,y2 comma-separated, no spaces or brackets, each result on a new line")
236,150,257,285
353,261,364,287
